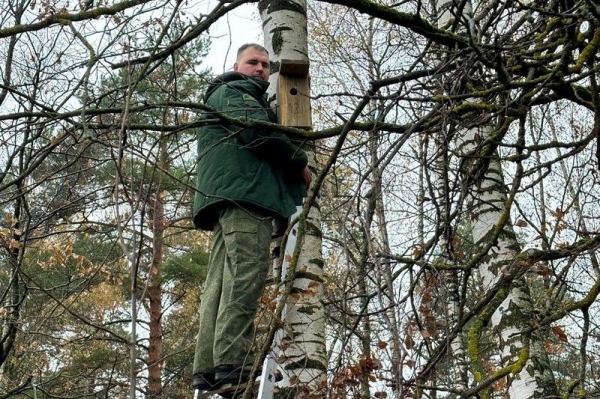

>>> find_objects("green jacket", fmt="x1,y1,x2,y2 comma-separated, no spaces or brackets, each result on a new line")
193,72,308,231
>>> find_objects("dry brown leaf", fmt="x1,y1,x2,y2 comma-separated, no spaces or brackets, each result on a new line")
552,326,568,342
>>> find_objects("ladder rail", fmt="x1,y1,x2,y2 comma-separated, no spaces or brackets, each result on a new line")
257,213,298,398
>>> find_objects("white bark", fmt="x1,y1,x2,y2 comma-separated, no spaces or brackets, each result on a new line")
261,0,308,89
260,0,326,394
276,202,326,388
462,126,555,398
434,0,555,395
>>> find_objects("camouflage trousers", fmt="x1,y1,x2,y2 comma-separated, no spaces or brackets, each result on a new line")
193,206,273,373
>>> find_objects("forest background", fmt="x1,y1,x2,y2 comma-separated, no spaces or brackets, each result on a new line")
1,0,600,398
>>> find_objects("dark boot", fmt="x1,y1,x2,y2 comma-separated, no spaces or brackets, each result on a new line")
192,371,216,391
214,364,257,387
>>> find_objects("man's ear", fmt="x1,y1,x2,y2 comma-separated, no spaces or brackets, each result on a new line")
233,63,239,72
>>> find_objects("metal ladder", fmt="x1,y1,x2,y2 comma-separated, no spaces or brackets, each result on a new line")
257,219,298,399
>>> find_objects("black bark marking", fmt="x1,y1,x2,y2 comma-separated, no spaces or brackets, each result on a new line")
271,26,292,55
258,0,306,16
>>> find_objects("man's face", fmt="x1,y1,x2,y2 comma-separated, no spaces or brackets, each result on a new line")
234,48,270,82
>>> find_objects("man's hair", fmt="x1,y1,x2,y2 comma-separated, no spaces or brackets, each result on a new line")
237,43,269,60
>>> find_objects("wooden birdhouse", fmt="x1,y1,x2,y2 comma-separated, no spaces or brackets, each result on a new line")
277,59,312,129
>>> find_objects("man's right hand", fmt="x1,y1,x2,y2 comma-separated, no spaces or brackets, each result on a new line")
301,166,312,189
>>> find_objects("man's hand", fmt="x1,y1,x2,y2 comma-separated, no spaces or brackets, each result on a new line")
301,166,312,189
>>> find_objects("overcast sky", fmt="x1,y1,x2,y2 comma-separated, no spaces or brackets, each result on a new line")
201,3,264,74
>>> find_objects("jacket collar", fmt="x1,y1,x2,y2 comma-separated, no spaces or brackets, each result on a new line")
205,72,270,101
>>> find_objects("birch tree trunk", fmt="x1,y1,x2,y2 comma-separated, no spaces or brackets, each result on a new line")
259,1,326,396
463,139,558,398
434,0,558,396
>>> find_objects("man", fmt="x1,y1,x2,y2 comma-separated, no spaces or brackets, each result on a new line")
192,43,311,393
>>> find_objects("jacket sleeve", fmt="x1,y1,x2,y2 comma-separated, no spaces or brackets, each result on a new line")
208,83,308,173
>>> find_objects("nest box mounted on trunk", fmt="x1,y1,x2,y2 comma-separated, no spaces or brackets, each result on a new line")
277,59,311,129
